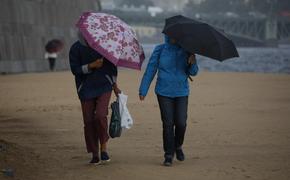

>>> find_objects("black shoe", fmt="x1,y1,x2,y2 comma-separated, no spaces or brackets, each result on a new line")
163,157,173,166
101,151,111,162
90,156,101,165
176,148,185,161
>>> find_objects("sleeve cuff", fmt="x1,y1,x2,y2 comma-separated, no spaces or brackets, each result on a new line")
81,64,91,74
139,90,146,96
105,75,114,85
112,76,117,84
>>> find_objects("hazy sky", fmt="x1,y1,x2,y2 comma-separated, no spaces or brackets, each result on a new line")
101,0,201,11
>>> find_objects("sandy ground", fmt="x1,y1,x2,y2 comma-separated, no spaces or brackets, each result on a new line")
0,71,290,180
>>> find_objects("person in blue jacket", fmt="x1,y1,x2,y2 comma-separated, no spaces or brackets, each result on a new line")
139,35,199,166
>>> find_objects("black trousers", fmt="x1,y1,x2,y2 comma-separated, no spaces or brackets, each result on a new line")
157,95,188,158
48,58,56,71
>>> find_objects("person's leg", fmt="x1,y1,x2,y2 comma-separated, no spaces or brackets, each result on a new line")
174,96,188,161
51,58,56,71
94,91,112,161
157,95,175,163
80,99,100,162
48,58,53,71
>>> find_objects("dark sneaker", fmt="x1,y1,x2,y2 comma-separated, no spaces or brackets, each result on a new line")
101,151,111,162
163,157,173,167
176,148,185,161
90,156,101,165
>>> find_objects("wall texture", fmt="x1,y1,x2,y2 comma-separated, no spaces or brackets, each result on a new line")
0,0,100,73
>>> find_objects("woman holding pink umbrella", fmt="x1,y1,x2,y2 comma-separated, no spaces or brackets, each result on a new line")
70,32,121,165
69,12,144,165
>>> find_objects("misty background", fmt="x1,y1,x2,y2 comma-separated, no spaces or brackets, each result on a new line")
0,0,289,73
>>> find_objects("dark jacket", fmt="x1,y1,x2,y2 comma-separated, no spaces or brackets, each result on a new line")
69,41,117,100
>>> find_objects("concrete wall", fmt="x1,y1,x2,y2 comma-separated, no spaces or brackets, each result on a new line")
0,0,100,73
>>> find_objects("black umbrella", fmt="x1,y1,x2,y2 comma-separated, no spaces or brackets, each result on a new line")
45,39,64,53
162,15,239,61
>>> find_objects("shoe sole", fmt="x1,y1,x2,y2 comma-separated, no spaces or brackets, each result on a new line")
90,162,101,166
101,159,111,164
163,162,172,167
176,157,185,161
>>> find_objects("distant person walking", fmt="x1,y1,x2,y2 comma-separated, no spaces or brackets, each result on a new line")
139,35,199,166
44,52,57,71
69,32,121,165
45,39,64,71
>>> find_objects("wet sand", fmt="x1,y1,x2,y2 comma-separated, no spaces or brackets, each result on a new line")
0,71,290,180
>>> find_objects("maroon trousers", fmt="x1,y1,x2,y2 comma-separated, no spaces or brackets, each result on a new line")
80,91,112,155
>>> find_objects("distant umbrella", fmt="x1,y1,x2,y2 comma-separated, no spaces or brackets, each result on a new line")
45,39,64,53
163,15,239,61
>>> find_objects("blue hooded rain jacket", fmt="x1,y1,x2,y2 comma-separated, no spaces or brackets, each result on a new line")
139,36,199,98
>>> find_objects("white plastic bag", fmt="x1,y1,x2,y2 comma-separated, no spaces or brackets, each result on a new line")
118,92,133,129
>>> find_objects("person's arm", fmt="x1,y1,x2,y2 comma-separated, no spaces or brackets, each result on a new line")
139,45,163,100
104,62,121,97
188,54,199,76
112,66,121,96
69,44,103,76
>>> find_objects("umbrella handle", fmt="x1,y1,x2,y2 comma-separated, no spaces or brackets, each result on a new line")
187,63,194,82
188,75,193,82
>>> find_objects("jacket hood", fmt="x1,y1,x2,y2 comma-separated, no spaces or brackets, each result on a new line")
164,35,171,44
78,31,88,47
164,35,180,49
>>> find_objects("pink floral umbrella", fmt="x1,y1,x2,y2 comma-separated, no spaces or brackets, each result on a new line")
76,12,145,70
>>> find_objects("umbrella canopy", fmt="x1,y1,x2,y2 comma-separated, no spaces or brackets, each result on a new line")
162,15,239,61
76,12,145,70
45,39,64,53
